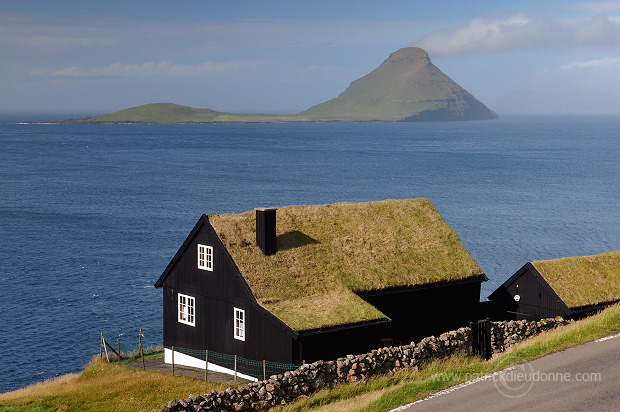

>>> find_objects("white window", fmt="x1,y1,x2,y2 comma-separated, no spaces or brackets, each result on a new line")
178,293,195,326
197,244,213,271
234,308,245,341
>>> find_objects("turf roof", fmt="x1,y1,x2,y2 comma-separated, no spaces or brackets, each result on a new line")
532,251,620,309
209,198,483,331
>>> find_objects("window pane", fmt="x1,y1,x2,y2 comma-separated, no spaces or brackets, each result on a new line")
198,244,213,271
234,308,245,340
178,294,195,326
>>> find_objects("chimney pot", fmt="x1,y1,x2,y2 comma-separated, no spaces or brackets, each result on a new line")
255,207,277,255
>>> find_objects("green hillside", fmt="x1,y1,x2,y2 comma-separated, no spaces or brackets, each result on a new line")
60,103,301,124
56,47,498,123
94,103,221,123
300,47,498,121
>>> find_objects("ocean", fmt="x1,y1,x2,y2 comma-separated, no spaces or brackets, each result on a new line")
0,115,618,393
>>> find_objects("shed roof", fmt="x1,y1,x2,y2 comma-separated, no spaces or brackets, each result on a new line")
209,198,484,331
531,251,620,309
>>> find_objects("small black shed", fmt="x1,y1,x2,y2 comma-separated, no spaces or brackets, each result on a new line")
488,251,620,320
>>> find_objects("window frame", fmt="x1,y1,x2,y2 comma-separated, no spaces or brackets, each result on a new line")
197,244,213,271
178,293,195,327
234,308,245,341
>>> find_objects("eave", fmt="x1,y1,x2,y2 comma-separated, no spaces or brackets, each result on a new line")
357,273,487,298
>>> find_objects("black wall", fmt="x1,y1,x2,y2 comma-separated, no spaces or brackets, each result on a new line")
298,322,391,363
361,279,485,344
160,217,297,364
296,279,485,363
488,263,570,321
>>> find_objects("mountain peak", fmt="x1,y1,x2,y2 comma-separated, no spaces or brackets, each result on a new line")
301,47,498,121
386,47,430,63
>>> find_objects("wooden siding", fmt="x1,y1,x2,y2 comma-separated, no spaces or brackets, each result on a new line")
160,217,297,364
488,263,570,320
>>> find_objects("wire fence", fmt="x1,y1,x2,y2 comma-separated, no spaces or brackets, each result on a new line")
99,329,162,368
98,330,298,381
169,345,299,381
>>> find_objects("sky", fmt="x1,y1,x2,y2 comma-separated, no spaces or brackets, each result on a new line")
2,0,620,116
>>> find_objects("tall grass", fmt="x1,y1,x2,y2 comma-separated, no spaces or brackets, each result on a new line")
0,356,227,412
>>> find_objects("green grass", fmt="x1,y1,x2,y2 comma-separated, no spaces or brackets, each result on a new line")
300,47,496,121
0,355,227,412
85,103,313,124
209,199,483,331
272,303,620,412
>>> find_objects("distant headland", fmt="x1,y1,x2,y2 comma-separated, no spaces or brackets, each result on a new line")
55,47,498,124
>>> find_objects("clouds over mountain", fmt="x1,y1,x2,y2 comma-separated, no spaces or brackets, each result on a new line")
418,13,620,56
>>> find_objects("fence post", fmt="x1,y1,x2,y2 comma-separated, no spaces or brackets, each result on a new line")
171,346,175,376
234,355,238,383
263,360,266,381
99,332,103,359
117,337,121,363
139,328,145,370
205,350,209,381
101,333,110,362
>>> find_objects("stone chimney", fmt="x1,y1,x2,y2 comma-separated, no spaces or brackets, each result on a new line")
255,207,277,255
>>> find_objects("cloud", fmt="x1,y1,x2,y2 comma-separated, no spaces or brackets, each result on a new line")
417,14,557,56
573,13,620,45
32,60,261,77
417,13,620,56
558,56,620,70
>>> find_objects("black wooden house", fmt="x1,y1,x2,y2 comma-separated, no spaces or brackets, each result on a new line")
487,251,620,320
155,199,487,378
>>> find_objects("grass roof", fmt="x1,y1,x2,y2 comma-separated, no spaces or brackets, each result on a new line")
209,198,483,331
532,251,620,309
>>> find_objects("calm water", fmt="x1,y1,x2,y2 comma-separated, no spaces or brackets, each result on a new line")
0,116,618,393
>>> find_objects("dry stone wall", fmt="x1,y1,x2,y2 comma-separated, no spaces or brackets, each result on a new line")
157,317,570,412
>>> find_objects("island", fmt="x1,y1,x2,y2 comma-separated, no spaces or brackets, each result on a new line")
56,47,498,123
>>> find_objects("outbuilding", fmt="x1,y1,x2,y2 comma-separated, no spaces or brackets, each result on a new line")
487,251,620,320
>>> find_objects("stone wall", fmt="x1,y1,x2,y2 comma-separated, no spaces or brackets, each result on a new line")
490,317,571,353
157,317,570,412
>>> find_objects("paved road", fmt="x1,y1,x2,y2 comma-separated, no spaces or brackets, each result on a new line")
393,332,620,412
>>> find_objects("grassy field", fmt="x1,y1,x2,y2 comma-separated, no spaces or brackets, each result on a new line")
0,352,228,412
1,304,618,412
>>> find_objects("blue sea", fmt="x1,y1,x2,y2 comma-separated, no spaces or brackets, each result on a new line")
0,115,618,393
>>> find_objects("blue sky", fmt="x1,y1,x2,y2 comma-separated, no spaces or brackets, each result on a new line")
2,0,620,115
